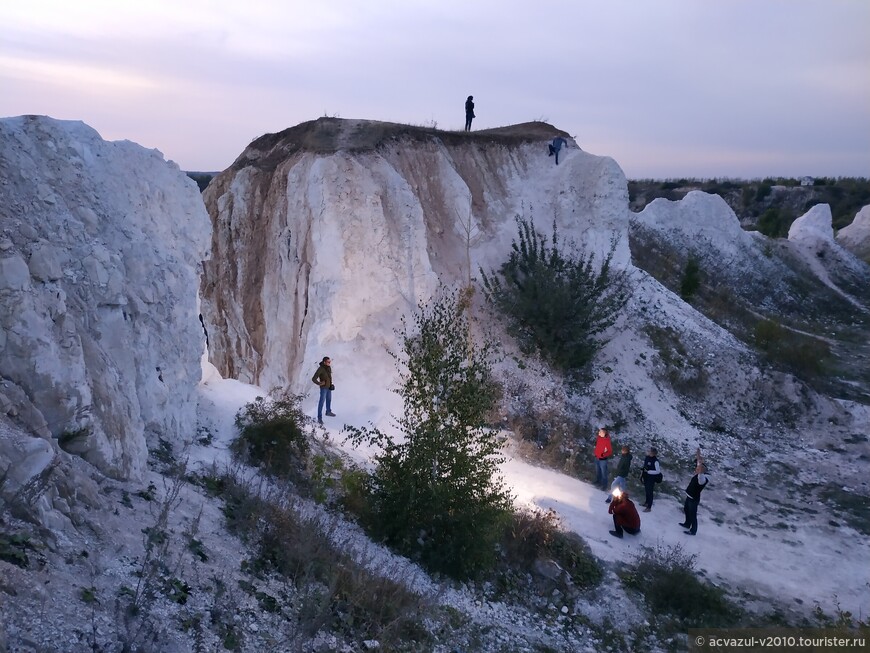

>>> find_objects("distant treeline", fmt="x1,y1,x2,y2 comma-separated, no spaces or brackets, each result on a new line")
184,170,868,237
628,177,870,236
186,172,217,193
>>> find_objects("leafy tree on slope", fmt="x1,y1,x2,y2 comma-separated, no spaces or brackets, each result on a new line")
345,288,512,579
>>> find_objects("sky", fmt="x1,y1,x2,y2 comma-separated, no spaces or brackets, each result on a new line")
1,0,868,179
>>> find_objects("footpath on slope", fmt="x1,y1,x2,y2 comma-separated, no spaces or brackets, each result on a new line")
195,372,605,652
197,372,870,620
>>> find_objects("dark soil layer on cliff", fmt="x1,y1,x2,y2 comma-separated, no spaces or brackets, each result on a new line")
235,117,570,171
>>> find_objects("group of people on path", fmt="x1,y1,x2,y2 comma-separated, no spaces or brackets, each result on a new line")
463,95,570,165
594,427,709,538
309,367,711,539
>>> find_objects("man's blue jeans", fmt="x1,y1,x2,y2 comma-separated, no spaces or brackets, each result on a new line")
610,476,626,494
317,387,332,421
595,459,608,490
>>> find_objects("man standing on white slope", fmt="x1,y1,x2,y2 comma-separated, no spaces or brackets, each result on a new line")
312,356,336,425
680,448,709,536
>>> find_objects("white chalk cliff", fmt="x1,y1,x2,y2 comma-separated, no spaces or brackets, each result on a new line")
201,118,629,406
201,117,870,437
2,116,870,650
0,116,210,480
837,204,870,262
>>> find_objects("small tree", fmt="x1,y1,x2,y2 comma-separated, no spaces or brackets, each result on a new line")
481,216,630,375
345,289,512,579
680,256,701,299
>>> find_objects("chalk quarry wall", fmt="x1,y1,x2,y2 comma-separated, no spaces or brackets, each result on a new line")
201,118,631,398
0,116,210,480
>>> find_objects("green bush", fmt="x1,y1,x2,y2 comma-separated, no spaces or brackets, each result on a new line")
232,389,311,480
679,256,701,298
501,507,558,566
346,289,513,579
754,319,830,377
755,182,773,202
495,508,602,600
308,453,371,518
622,544,738,627
757,207,794,238
217,474,430,646
0,532,34,568
549,530,603,588
481,217,630,376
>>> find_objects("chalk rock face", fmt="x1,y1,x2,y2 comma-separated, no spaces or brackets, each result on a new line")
633,190,756,264
787,203,869,288
837,204,870,262
201,118,631,397
0,116,210,479
788,202,834,243
0,419,102,532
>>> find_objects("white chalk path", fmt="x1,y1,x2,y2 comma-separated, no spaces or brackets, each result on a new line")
197,374,870,619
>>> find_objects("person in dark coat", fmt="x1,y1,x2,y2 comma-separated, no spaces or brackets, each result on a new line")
606,445,633,503
640,447,662,512
608,489,641,538
548,137,568,164
311,356,335,424
464,95,475,131
680,448,709,535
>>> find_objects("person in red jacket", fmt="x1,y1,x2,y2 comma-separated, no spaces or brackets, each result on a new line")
608,489,641,538
593,427,613,491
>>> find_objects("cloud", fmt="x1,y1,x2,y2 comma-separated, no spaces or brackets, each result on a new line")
1,0,868,175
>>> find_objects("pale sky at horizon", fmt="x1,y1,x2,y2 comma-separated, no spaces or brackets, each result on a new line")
1,0,868,179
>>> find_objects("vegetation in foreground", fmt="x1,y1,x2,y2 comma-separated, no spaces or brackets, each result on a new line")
345,288,513,579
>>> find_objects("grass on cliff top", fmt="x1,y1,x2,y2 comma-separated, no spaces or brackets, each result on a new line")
238,117,570,170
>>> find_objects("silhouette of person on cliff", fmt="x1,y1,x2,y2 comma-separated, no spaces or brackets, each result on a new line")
465,96,475,131
548,137,568,165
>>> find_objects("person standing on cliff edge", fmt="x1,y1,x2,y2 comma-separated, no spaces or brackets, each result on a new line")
465,95,475,131
312,356,336,425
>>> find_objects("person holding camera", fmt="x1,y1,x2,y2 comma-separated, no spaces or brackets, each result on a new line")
640,446,662,512
312,356,336,424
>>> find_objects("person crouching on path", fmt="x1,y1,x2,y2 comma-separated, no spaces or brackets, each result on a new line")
640,447,662,512
312,356,335,424
593,427,613,492
680,448,709,536
606,445,633,503
608,489,641,538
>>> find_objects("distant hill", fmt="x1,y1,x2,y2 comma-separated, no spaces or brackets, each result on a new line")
628,177,870,235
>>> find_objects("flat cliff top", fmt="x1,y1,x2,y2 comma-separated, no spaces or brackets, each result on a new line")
235,117,571,170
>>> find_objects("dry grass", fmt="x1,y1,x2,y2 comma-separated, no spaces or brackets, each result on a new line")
216,470,433,648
